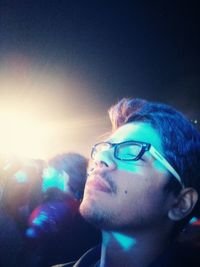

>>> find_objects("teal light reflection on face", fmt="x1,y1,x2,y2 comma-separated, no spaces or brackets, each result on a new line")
92,147,141,174
151,158,167,174
42,167,69,193
94,122,166,174
112,232,137,251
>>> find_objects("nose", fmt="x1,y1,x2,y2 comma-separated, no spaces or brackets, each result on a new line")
90,149,117,172
95,160,109,168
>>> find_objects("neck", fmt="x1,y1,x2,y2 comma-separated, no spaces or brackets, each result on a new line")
99,226,174,267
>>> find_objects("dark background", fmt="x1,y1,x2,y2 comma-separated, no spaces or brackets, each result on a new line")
0,0,199,158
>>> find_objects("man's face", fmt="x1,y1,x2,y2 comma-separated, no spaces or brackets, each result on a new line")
80,122,174,231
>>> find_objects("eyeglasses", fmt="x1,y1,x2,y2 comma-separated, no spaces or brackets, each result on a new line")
91,140,184,188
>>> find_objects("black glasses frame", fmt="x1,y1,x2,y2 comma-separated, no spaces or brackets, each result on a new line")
91,141,151,161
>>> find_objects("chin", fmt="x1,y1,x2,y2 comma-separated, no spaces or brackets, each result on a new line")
80,199,101,225
80,198,95,220
80,199,114,230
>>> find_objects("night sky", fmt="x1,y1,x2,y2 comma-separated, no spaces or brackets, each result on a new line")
0,1,200,158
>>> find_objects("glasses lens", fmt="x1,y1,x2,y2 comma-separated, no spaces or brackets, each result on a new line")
92,142,111,159
116,143,142,160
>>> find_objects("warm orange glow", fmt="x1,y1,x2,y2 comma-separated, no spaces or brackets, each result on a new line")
0,110,55,159
0,55,109,160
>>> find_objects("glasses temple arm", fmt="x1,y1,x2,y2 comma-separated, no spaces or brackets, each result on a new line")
149,146,184,188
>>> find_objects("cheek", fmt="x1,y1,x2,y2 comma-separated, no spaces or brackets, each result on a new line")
117,162,142,173
116,173,166,214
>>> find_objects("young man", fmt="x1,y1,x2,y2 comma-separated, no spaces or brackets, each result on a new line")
54,98,200,267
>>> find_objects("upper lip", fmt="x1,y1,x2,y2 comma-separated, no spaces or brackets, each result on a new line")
86,174,112,193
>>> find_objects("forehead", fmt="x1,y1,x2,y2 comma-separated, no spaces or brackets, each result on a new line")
109,122,163,152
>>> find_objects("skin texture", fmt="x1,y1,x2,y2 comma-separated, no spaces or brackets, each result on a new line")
79,122,182,267
80,122,173,231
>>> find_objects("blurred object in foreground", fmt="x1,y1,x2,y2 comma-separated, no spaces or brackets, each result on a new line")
0,157,45,267
1,157,45,221
26,152,100,266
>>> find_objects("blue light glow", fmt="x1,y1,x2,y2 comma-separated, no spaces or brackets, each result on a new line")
189,216,198,224
32,211,48,226
26,228,36,238
112,232,137,251
42,167,69,192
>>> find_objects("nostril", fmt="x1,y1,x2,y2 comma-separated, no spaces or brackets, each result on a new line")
99,161,109,167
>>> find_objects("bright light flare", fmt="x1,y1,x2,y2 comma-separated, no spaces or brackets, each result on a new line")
0,110,53,159
0,54,109,160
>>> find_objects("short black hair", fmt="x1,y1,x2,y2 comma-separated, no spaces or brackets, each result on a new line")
109,98,200,218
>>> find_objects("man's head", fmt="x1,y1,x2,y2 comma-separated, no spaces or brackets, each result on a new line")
80,98,200,233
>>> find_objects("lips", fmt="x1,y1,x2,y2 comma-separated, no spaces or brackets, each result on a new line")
86,175,112,193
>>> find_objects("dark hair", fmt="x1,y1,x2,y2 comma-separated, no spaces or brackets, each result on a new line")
109,98,200,218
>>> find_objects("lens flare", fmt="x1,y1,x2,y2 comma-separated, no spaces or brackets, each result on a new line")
0,55,109,160
0,110,54,159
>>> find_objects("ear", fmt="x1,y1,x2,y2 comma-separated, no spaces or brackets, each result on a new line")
168,188,198,221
